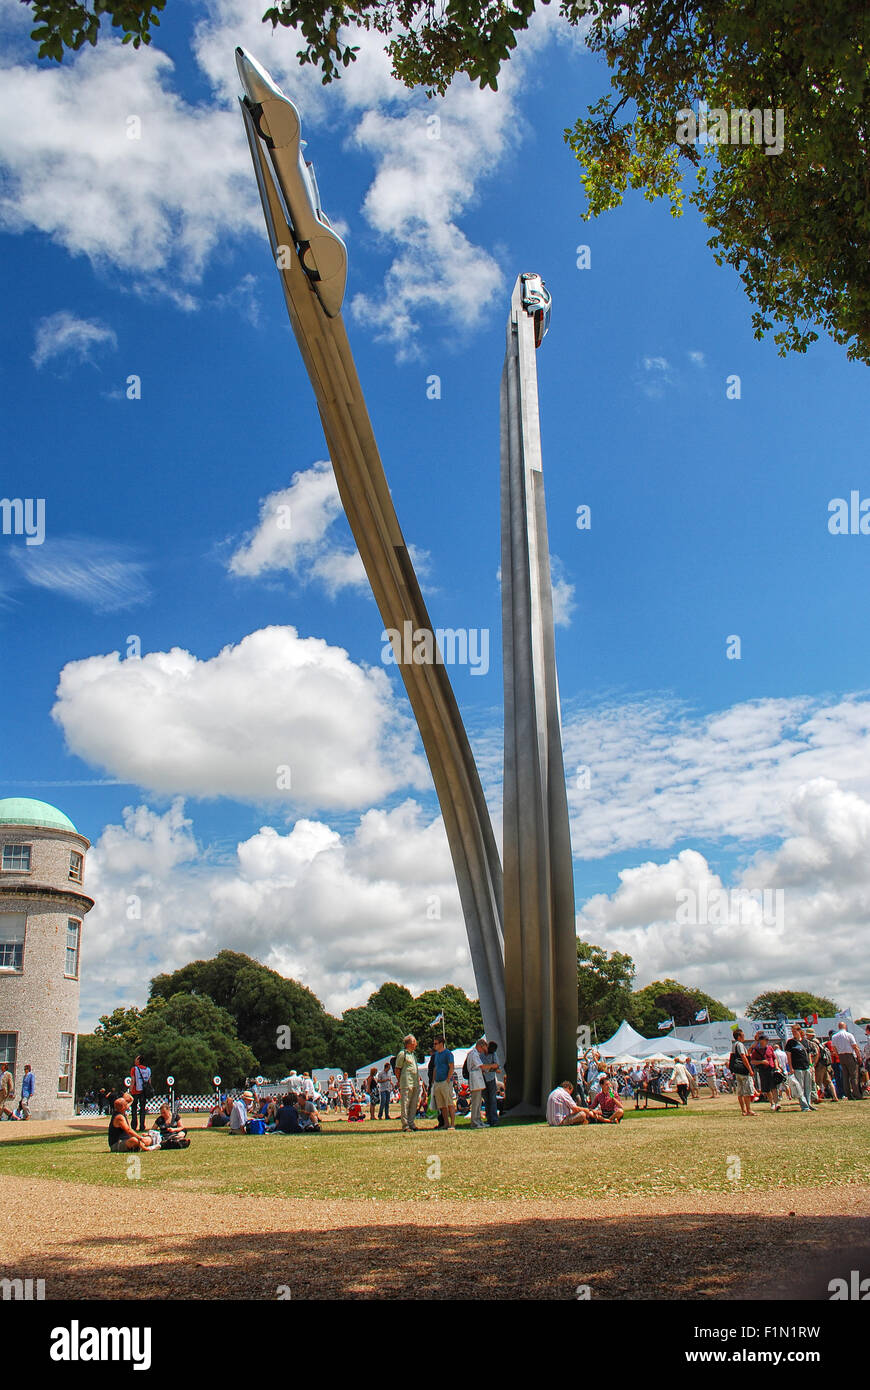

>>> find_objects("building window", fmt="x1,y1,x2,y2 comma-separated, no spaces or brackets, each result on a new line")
1,844,31,872
65,920,80,979
0,1033,16,1078
69,851,83,883
0,915,25,972
59,1034,75,1094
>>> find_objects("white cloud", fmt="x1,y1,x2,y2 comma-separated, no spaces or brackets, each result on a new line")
51,625,429,810
0,0,591,348
577,777,870,1016
9,538,150,611
550,554,576,628
688,349,706,367
80,796,469,1026
563,691,870,859
32,311,117,369
0,42,259,288
228,460,366,596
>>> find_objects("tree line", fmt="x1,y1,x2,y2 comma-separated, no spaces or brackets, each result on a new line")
77,943,842,1094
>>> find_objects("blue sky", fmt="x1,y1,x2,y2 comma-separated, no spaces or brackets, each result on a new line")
1,0,869,1028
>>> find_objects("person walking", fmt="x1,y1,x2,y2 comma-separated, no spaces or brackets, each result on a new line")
785,1024,816,1112
669,1059,690,1105
19,1064,34,1120
829,1020,862,1100
0,1063,16,1120
129,1055,152,1132
686,1058,700,1099
703,1055,719,1095
394,1035,420,1132
467,1039,488,1129
729,1028,757,1117
749,1032,780,1111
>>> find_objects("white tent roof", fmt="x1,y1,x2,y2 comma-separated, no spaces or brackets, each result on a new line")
634,1034,710,1059
595,1020,650,1057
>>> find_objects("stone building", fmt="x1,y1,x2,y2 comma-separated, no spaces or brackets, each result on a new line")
0,798,93,1121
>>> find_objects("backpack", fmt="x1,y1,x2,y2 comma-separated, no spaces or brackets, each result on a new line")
462,1054,470,1079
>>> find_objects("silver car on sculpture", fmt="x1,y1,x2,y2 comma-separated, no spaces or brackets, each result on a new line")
520,272,552,348
236,47,348,318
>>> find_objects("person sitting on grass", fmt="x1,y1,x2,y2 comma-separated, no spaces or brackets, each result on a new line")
229,1091,254,1134
546,1080,589,1126
270,1093,303,1134
108,1095,159,1152
587,1075,624,1124
296,1094,322,1132
151,1101,189,1146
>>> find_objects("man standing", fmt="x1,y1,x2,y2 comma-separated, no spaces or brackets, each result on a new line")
129,1054,151,1132
394,1035,420,1132
0,1063,16,1120
830,1020,862,1100
481,1042,501,1126
376,1061,393,1120
19,1064,34,1120
467,1039,488,1129
686,1058,700,1099
431,1036,456,1131
703,1056,719,1095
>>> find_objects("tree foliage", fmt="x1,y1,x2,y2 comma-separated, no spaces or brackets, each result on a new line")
150,950,335,1073
630,978,735,1033
745,989,839,1021
24,0,870,364
576,938,635,1040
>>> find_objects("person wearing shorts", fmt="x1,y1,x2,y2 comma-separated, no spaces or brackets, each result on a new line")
730,1030,756,1116
431,1037,456,1130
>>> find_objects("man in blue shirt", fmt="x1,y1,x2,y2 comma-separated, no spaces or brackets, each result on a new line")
20,1064,34,1120
431,1037,456,1130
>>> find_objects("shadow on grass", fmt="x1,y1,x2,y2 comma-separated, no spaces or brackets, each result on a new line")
17,1213,869,1301
0,1131,98,1150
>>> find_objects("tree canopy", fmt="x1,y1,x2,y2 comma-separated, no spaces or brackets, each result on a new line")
630,978,735,1034
745,989,840,1021
576,938,635,1040
23,0,870,364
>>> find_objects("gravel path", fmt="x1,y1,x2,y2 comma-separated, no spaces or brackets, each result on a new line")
3,1173,867,1300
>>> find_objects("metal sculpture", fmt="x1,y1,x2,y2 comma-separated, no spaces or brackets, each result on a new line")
500,274,578,1111
236,49,506,1048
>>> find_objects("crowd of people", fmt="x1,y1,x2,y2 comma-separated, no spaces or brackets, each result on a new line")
202,1036,506,1135
73,1019,869,1150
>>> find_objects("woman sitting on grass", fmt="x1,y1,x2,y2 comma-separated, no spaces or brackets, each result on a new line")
108,1095,159,1152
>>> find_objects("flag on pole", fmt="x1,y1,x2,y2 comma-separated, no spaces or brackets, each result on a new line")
657,1017,675,1032
429,1012,444,1027
694,1008,709,1022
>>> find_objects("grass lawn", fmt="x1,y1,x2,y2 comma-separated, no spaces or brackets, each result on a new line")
1,1097,867,1201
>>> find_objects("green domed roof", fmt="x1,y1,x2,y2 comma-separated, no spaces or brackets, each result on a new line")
0,798,77,832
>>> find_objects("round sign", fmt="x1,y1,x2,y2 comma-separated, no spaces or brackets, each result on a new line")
255,1076,264,1086
166,1075,175,1087
124,1076,132,1088
213,1075,221,1086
